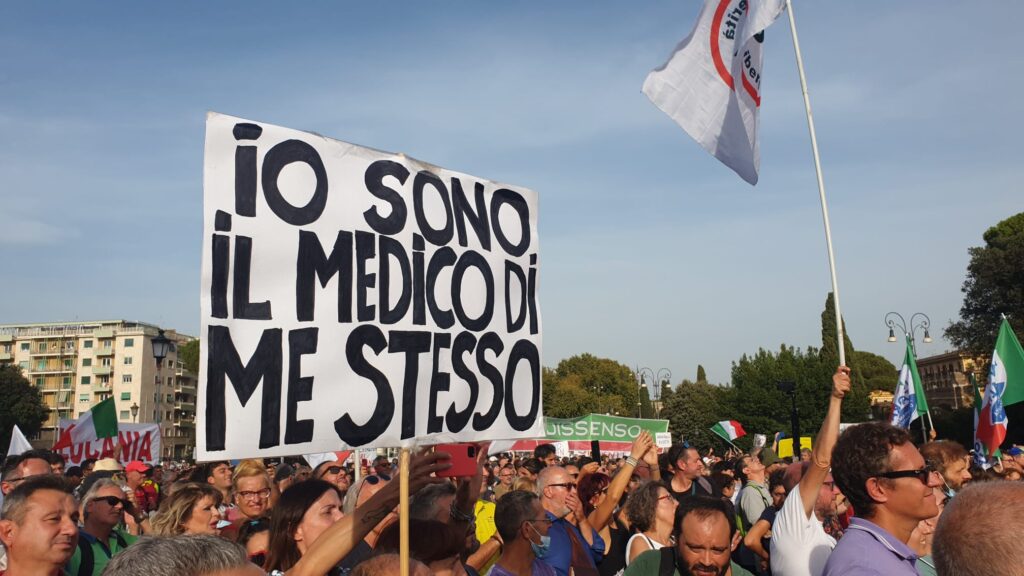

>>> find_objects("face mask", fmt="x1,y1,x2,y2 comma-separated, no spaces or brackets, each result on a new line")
940,477,956,500
528,522,552,558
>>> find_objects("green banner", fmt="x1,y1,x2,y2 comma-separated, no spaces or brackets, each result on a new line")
542,414,668,442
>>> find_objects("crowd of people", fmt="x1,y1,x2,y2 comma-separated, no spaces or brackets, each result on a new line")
1,365,1023,575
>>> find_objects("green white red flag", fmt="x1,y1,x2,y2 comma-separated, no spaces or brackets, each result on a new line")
711,420,746,442
53,397,119,449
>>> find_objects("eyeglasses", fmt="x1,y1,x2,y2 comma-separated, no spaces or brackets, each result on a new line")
6,472,48,485
876,465,937,485
237,488,271,501
94,496,128,507
658,494,675,503
318,466,344,478
528,517,553,526
548,482,576,491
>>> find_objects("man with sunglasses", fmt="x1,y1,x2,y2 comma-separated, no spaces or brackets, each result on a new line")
822,422,941,576
66,479,139,575
537,466,604,576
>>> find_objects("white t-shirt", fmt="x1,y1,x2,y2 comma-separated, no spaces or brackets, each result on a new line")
625,533,666,566
769,483,836,576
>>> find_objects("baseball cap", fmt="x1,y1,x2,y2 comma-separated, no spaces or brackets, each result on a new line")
1007,446,1024,457
125,460,151,473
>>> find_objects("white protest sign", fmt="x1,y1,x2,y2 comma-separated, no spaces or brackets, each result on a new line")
199,113,543,460
655,432,672,448
56,420,162,465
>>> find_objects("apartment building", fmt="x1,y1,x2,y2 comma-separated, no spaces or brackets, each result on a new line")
916,350,988,410
0,320,195,458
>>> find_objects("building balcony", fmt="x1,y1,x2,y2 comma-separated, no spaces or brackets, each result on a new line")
174,399,195,410
175,383,197,395
94,347,115,357
30,348,77,357
173,418,195,428
92,366,113,376
0,352,11,361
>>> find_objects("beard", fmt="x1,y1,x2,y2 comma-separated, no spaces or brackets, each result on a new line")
680,561,729,576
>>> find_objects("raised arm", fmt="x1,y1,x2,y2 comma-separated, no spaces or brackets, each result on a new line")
798,365,850,519
287,451,451,576
588,431,653,530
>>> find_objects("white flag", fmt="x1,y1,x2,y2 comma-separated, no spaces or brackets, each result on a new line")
6,425,32,458
643,0,787,184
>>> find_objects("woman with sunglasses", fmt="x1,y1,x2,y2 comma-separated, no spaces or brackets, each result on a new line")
623,481,678,565
576,431,657,575
150,482,224,536
340,471,392,548
237,517,271,568
264,451,450,576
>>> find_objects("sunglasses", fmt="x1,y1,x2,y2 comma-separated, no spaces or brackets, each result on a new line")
364,474,391,485
318,466,344,477
94,496,129,507
248,552,266,566
876,465,937,485
549,482,576,491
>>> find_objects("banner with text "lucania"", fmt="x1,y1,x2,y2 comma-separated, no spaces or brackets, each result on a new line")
199,113,542,459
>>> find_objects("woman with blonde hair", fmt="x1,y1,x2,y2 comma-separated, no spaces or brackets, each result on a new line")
511,476,536,494
150,482,224,536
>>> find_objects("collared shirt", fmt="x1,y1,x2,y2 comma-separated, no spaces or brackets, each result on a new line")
66,527,137,576
821,517,918,576
537,510,605,576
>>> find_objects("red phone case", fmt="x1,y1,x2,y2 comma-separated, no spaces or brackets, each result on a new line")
434,443,478,477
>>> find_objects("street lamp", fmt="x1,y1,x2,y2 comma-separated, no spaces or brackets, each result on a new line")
884,312,932,356
151,329,172,425
635,367,654,418
884,311,935,437
130,402,139,423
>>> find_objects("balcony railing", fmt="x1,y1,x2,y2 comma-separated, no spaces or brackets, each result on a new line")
94,347,115,357
92,366,113,376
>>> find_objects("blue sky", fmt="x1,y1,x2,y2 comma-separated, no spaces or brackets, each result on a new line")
1,1,1020,387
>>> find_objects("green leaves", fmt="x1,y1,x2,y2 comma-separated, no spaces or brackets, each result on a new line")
0,364,49,450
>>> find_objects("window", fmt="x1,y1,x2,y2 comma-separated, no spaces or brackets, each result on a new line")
124,338,134,348
84,340,93,349
19,361,28,370
166,394,173,402
81,376,91,385
2,344,10,353
37,343,46,352
35,360,45,371
35,377,44,387
123,356,133,365
103,340,112,349
79,394,89,402
121,392,131,401
62,377,71,388
63,359,72,369
99,376,109,386
101,357,112,367
122,374,133,384
82,358,92,367
20,342,29,351
120,410,130,420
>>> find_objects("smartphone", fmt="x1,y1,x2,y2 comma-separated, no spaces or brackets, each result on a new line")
434,443,478,477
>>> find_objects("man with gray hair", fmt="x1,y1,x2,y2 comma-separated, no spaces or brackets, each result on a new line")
103,534,262,576
410,482,457,522
67,478,139,575
0,474,78,576
932,481,1024,576
537,465,604,576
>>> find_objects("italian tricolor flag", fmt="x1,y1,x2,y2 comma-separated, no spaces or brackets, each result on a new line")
711,420,746,442
53,398,119,449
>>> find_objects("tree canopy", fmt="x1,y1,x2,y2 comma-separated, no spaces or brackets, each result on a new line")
0,364,49,450
178,339,199,374
946,212,1024,353
542,354,638,418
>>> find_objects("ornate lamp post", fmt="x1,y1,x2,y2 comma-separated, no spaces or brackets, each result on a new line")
130,402,139,423
884,312,935,437
151,329,172,426
635,367,654,418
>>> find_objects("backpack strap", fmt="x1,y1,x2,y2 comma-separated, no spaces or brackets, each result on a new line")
658,546,677,576
113,529,128,550
77,537,94,576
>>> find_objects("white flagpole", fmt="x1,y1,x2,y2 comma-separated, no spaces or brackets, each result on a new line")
784,0,846,367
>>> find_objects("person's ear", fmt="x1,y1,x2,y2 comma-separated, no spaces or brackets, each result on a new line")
865,478,889,504
0,519,15,547
293,523,305,544
731,530,741,552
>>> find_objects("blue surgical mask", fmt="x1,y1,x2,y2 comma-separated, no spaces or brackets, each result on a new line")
528,522,552,558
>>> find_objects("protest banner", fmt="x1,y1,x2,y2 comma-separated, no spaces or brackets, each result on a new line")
490,414,670,454
199,113,543,460
56,420,161,465
777,436,813,459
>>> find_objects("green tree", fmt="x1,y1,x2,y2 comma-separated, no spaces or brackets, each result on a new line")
696,365,707,383
554,354,637,413
0,364,49,450
661,379,729,450
639,386,653,419
820,293,871,421
178,339,200,374
820,292,856,367
850,350,897,392
946,212,1024,353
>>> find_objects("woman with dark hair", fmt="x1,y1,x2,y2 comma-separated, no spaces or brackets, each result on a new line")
623,481,677,565
578,431,658,575
264,451,450,576
376,518,467,576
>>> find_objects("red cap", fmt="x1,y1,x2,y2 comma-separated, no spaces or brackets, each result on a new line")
125,461,151,473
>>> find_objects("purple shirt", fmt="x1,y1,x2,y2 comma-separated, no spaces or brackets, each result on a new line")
821,517,918,576
488,558,557,576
